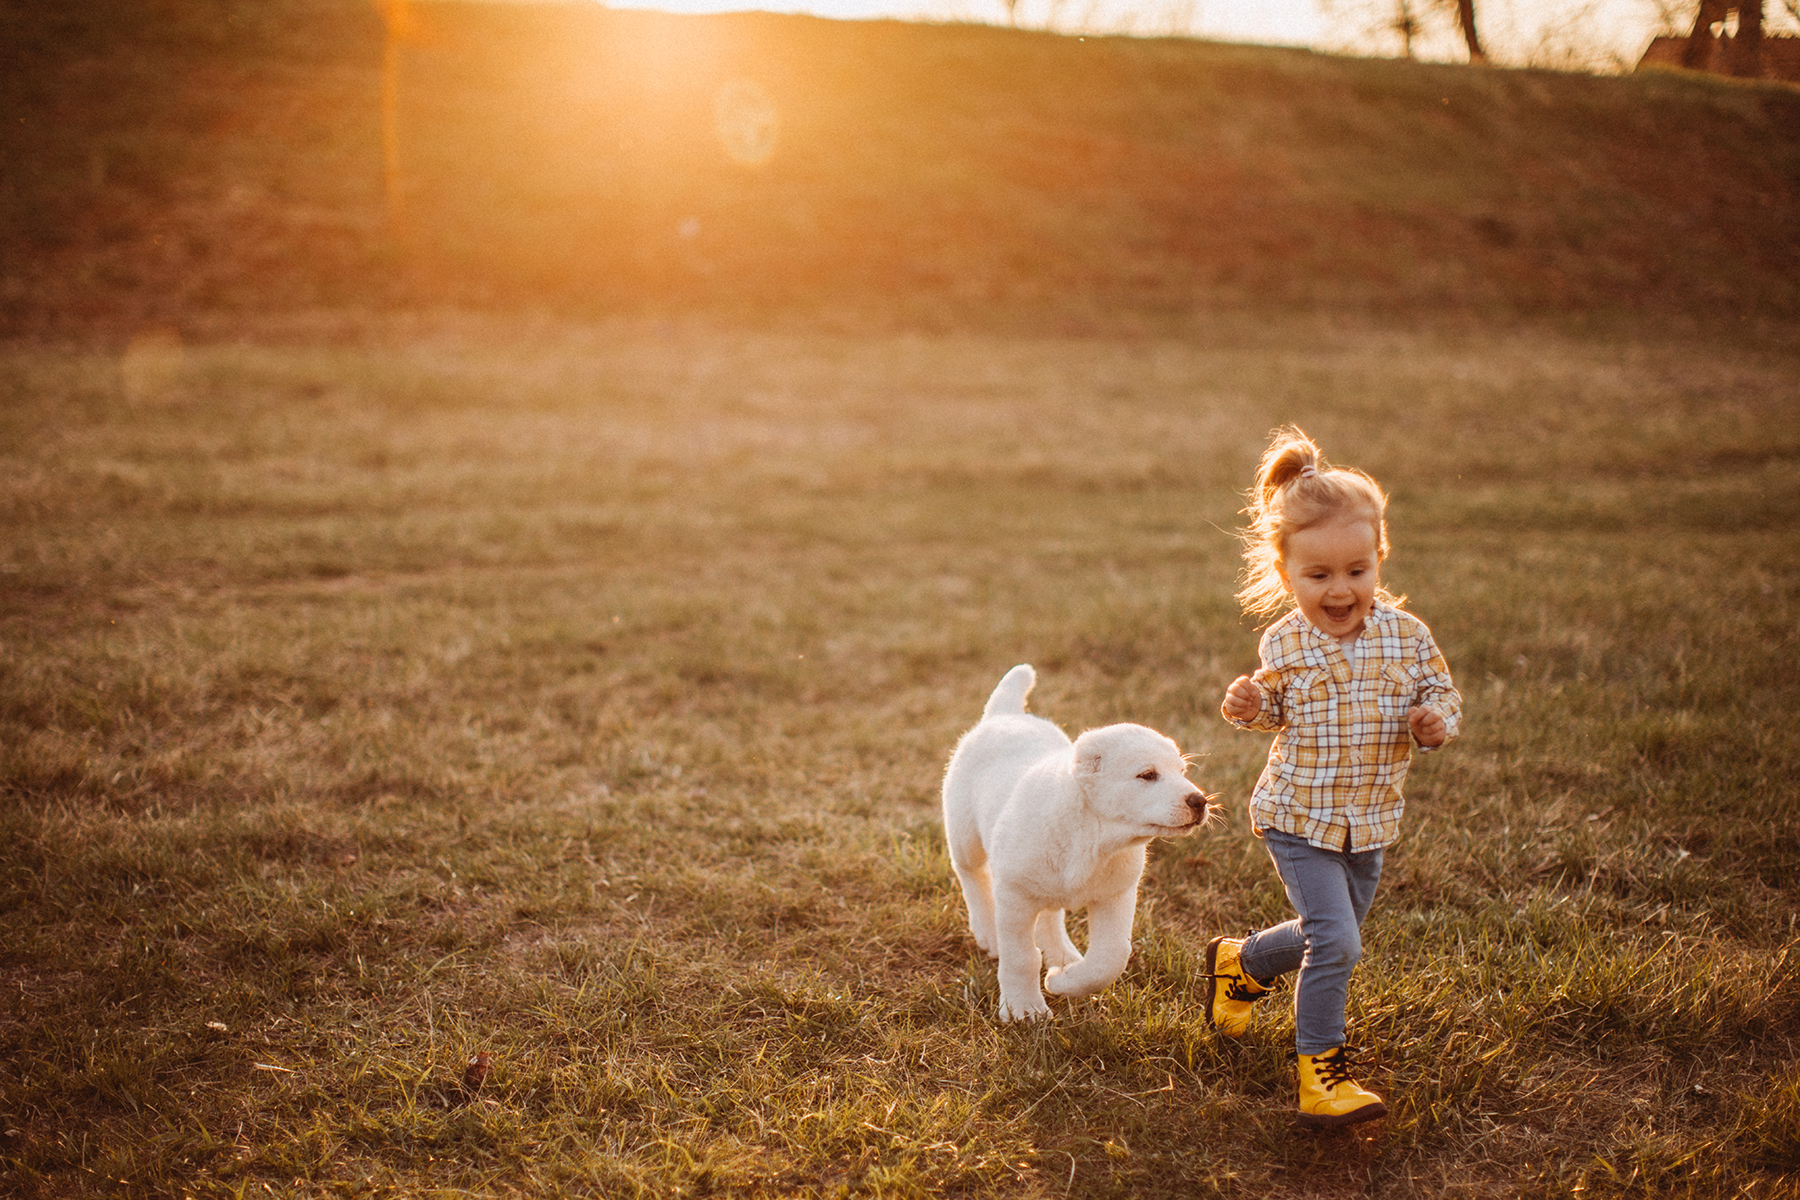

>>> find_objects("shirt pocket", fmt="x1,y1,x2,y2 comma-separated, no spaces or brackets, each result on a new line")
1377,662,1421,721
1285,668,1335,730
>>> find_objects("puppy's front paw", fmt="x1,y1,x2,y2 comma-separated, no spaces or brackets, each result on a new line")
1044,970,1107,1000
997,994,1052,1023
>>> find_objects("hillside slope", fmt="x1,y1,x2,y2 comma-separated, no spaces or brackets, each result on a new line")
3,0,1799,332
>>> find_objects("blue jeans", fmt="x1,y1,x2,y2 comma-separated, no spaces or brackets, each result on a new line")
1237,829,1384,1055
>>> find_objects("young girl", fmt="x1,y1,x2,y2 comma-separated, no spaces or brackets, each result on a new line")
1211,426,1461,1128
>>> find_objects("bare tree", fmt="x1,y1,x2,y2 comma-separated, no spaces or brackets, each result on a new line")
1683,0,1767,76
1322,0,1483,60
1684,0,1727,67
1391,0,1424,56
1450,0,1486,61
1731,0,1764,76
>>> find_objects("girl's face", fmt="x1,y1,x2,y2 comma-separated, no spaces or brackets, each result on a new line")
1277,516,1380,640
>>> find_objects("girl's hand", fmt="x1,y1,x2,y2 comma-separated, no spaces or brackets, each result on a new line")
1222,676,1262,721
1408,705,1448,748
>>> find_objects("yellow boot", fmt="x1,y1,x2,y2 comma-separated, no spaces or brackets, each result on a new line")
1295,1047,1388,1127
1204,936,1270,1037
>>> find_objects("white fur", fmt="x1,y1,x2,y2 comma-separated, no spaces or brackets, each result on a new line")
941,664,1214,1022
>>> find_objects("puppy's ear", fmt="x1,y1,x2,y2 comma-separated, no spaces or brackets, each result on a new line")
1073,733,1104,782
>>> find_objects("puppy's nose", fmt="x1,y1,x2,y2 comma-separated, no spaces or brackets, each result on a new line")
1184,792,1211,820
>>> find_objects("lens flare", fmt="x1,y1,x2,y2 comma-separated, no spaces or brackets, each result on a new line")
713,78,779,167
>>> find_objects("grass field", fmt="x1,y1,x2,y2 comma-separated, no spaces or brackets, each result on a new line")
3,312,1799,1197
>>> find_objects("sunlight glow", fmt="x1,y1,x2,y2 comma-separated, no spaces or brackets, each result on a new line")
595,0,1771,70
612,0,1330,48
392,0,1800,73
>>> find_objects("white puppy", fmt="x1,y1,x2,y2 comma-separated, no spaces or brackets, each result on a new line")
941,664,1213,1022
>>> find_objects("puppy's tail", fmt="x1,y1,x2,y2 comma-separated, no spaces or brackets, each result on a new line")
982,664,1037,720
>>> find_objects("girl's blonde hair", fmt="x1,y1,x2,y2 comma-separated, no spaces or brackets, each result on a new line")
1236,426,1398,618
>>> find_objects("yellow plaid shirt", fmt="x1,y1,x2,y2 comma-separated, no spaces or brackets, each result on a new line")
1223,601,1461,853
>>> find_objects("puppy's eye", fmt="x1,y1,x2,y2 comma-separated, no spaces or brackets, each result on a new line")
1137,769,1159,782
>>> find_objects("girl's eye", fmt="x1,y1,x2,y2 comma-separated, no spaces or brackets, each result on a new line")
1138,769,1160,782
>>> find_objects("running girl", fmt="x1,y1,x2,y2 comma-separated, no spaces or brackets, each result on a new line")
1211,425,1461,1128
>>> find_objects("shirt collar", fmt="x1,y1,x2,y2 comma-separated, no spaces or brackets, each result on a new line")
1295,599,1394,642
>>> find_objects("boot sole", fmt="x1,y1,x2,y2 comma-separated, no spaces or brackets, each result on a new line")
1295,1100,1388,1128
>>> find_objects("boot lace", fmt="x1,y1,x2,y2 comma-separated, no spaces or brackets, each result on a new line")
1312,1046,1360,1089
1220,973,1265,1003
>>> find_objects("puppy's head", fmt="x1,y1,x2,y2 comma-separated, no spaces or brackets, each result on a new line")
1073,723,1215,838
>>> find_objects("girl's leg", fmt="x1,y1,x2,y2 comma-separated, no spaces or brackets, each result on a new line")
1236,916,1304,982
1239,830,1383,1054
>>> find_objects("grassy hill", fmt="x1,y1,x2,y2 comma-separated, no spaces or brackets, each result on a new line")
3,0,1799,334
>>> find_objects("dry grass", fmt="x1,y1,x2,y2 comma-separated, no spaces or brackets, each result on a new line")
2,312,1798,1197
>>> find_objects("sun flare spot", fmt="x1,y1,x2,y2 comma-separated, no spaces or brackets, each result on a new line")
713,78,780,167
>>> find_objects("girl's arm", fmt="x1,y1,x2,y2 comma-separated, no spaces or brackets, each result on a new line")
1221,669,1285,732
1408,705,1449,748
1408,634,1462,750
1222,675,1261,720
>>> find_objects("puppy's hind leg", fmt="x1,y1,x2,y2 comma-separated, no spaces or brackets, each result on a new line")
1035,909,1084,974
950,853,999,958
